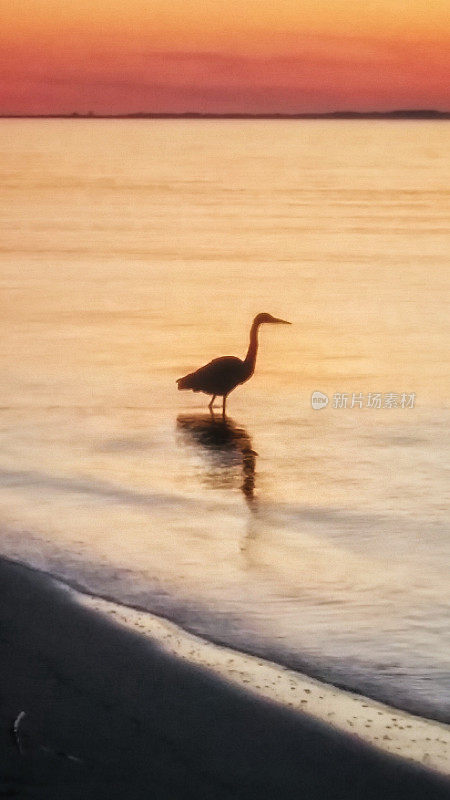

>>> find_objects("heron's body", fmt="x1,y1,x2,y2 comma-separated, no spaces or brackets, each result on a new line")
177,313,291,416
178,356,249,397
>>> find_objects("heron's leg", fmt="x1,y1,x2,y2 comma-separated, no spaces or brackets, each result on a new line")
208,394,216,410
222,395,227,418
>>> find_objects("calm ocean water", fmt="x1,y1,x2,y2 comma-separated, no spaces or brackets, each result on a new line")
0,120,449,721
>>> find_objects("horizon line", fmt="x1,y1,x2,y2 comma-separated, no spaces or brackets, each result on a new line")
1,109,450,121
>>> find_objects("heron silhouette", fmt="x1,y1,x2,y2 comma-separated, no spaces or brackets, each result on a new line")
176,313,291,417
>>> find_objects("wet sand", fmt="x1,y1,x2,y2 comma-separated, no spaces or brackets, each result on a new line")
83,594,450,775
0,557,449,799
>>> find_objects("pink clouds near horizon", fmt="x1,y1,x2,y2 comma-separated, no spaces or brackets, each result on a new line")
1,6,449,114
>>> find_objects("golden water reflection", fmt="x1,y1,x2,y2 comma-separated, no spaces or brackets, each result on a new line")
176,414,257,504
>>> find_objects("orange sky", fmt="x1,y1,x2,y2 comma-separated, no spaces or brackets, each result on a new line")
1,0,449,114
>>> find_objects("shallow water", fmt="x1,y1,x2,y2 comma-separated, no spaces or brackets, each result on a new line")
0,119,449,720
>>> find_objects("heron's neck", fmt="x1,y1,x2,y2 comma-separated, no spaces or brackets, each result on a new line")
244,321,259,373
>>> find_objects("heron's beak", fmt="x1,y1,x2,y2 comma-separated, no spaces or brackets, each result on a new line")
272,317,291,325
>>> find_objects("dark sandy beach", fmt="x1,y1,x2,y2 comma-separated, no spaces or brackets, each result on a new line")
0,557,449,799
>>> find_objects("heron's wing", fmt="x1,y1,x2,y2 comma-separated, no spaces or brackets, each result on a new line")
177,357,245,394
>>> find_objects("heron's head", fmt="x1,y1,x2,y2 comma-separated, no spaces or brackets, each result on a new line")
254,312,291,326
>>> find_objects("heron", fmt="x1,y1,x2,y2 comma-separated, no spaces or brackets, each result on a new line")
176,313,291,416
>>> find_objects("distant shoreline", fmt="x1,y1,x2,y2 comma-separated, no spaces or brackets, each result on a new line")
1,110,450,120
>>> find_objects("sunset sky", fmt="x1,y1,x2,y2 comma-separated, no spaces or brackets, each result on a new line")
1,0,449,114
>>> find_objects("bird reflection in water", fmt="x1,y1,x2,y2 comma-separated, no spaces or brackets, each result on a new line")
176,413,257,505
